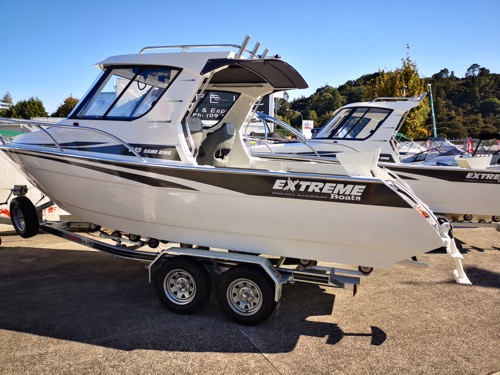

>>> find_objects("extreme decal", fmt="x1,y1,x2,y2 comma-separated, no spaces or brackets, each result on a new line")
272,178,366,201
465,172,500,183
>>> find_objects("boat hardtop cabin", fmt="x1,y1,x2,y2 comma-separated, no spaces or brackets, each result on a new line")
310,95,427,163
22,38,306,170
248,94,426,164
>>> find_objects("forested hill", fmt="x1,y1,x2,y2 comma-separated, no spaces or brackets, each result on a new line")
277,62,500,139
1,61,498,140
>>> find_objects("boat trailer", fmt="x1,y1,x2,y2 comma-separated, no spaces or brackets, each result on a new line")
5,187,365,325
4,185,474,325
40,220,363,325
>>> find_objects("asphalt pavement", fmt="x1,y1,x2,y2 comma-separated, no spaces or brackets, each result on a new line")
0,226,499,374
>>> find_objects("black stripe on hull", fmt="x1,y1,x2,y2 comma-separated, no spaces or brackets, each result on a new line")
2,148,412,208
14,142,181,161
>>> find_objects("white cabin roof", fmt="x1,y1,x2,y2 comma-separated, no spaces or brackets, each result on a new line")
96,51,235,73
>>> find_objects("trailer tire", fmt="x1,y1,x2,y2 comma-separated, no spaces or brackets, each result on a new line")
9,196,39,238
128,233,141,242
88,223,101,232
155,258,211,315
358,266,373,275
147,238,160,248
217,266,276,326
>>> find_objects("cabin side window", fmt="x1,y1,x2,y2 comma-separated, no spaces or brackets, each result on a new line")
191,91,240,128
315,107,391,140
73,66,179,120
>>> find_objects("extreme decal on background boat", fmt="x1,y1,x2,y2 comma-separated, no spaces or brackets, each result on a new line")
464,171,500,183
390,166,500,184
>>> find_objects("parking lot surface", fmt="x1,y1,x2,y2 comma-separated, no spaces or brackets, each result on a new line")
0,227,499,374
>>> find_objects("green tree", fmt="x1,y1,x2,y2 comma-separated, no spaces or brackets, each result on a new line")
465,63,480,78
309,86,344,116
52,96,79,117
279,62,499,138
364,50,431,138
479,98,500,116
0,92,13,117
11,97,48,119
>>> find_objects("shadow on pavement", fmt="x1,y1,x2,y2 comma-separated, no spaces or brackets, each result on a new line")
0,246,386,352
463,266,500,288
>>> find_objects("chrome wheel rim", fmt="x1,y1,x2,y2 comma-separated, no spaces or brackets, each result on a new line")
226,278,262,316
163,269,196,305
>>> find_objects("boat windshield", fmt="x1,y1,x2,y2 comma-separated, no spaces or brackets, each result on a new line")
245,113,321,157
314,107,391,140
74,66,179,120
400,137,468,164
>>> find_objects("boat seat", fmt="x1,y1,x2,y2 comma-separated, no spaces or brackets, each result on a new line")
197,122,236,167
186,116,203,158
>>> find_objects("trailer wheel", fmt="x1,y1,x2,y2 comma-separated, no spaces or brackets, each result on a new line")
147,238,160,248
9,196,39,238
88,223,101,232
155,258,211,315
128,233,141,242
358,266,374,275
217,266,276,326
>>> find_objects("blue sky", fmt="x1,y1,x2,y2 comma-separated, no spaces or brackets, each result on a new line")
1,0,499,114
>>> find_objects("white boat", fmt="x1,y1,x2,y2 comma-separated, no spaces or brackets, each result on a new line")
0,37,463,273
248,96,500,223
471,132,500,168
399,137,469,166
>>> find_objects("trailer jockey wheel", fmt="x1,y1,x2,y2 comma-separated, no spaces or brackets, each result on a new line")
9,196,39,238
155,258,211,314
217,266,276,326
299,259,317,268
358,266,374,275
88,223,101,232
128,233,141,242
147,238,160,248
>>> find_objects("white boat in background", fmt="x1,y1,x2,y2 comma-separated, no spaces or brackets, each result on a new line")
399,137,469,166
471,132,500,168
247,96,500,224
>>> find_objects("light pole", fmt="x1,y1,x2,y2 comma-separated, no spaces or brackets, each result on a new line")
428,83,437,137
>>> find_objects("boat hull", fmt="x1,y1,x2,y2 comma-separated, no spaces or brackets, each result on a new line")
1,147,447,268
387,164,500,218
